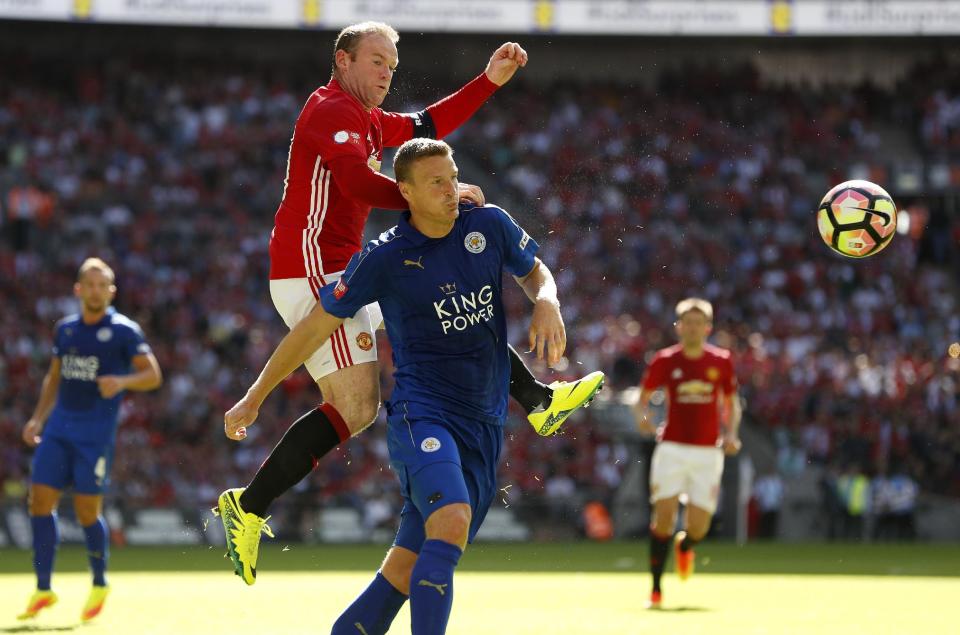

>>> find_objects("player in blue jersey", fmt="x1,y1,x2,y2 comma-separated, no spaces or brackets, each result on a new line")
18,258,162,623
223,138,601,634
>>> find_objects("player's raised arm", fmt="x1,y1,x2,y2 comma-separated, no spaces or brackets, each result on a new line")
515,258,565,367
224,303,346,440
22,357,61,447
484,42,528,86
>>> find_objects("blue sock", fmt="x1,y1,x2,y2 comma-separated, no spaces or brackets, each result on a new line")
331,572,407,635
83,516,109,587
409,539,462,635
31,515,58,591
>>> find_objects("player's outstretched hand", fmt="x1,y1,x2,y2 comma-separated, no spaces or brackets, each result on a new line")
224,396,259,441
458,182,485,206
528,298,566,367
485,42,528,86
96,375,126,399
22,418,43,447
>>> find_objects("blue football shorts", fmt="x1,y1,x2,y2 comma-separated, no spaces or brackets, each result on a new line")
387,404,503,552
31,434,114,495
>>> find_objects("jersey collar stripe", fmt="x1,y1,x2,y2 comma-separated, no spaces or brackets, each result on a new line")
304,155,322,278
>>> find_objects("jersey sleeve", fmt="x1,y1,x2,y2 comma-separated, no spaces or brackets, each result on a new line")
319,241,387,318
380,110,415,147
491,206,539,277
51,322,65,357
123,321,152,361
426,73,499,139
300,99,370,164
641,354,667,391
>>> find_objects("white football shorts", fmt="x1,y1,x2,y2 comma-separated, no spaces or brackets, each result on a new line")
649,440,724,514
269,274,381,381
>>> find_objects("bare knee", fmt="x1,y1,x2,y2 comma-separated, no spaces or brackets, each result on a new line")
28,485,60,516
425,504,471,550
686,507,713,541
341,399,380,433
380,546,418,596
74,496,103,527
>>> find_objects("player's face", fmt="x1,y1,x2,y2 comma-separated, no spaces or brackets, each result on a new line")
402,154,460,230
339,33,398,109
675,310,711,347
74,269,116,314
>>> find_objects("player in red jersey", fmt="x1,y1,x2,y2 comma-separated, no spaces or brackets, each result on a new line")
633,298,742,608
214,22,604,586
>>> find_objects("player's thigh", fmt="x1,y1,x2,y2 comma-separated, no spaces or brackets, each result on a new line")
28,483,63,516
651,496,680,533
685,446,724,516
316,361,380,433
270,276,380,387
72,442,113,497
649,442,687,503
31,435,72,495
380,545,419,596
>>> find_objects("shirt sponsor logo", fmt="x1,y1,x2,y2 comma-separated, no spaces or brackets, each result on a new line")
433,284,495,335
333,280,348,299
62,354,99,381
421,437,441,452
676,379,715,404
96,327,113,342
464,231,486,254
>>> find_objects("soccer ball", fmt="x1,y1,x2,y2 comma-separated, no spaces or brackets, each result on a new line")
816,180,897,258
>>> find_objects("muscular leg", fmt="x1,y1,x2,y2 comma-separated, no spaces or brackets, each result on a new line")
74,494,108,587
649,496,679,595
28,484,62,591
331,547,416,635
240,362,379,517
683,504,713,544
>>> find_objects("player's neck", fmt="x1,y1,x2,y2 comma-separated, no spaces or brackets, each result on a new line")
409,214,454,239
81,308,108,325
681,343,705,358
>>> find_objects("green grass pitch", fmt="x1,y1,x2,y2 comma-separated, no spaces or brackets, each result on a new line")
1,542,957,634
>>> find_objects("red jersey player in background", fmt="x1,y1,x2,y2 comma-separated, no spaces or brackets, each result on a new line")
633,297,742,609
214,21,604,586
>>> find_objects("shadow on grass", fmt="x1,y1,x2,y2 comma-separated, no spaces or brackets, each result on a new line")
651,606,711,613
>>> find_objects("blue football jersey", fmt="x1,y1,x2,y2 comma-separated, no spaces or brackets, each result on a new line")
46,307,151,443
319,204,539,424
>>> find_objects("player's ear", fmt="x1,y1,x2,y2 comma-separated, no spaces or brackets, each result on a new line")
334,49,350,72
397,179,413,203
73,282,82,298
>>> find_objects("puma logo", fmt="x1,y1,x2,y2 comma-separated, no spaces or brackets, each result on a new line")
403,256,425,270
417,579,448,596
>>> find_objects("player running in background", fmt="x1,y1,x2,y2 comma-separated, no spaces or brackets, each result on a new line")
633,298,741,609
224,139,600,634
215,21,603,585
18,258,162,622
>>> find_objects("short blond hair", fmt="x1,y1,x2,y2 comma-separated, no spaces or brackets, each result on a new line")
332,21,399,74
675,297,713,321
393,138,453,183
77,257,115,283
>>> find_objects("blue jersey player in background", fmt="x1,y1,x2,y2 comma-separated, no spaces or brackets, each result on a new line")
18,257,162,623
223,139,602,634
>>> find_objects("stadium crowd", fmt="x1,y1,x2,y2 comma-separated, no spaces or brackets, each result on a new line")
2,52,959,540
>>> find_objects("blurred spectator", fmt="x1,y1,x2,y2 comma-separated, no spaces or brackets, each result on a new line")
752,469,784,539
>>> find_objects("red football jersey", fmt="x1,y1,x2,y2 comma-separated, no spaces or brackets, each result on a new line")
270,78,412,280
269,75,498,281
641,343,737,447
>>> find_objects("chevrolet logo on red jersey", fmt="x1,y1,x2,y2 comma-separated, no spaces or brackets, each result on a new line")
333,280,348,299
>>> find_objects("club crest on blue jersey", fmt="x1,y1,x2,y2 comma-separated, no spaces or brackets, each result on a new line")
464,231,486,254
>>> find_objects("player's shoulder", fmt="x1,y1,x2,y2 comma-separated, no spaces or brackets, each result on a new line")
654,343,684,361
55,314,81,331
308,83,365,119
107,311,144,335
703,343,733,361
354,226,404,265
